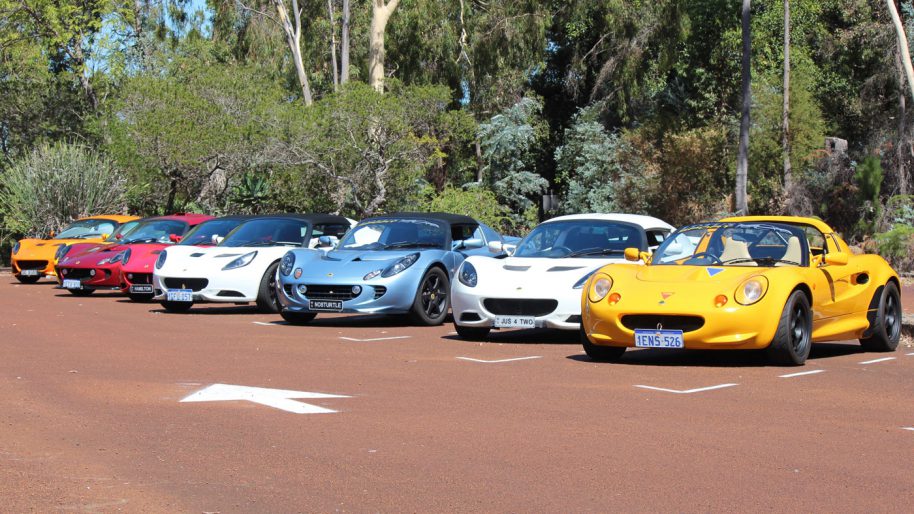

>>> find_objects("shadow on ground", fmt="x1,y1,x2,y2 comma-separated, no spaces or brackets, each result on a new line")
442,328,580,345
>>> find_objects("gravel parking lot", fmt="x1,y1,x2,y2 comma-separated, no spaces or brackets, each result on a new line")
2,273,913,512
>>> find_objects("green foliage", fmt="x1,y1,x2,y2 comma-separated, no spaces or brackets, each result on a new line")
0,142,126,236
478,97,549,230
229,172,272,214
419,184,511,232
874,224,914,271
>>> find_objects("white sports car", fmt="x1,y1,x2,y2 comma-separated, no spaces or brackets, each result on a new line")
450,213,674,339
152,214,354,313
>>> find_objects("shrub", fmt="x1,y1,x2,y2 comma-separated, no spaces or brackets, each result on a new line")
0,142,127,237
874,224,914,272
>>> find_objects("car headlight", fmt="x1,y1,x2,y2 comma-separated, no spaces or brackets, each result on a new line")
458,261,477,287
55,244,70,261
588,274,613,303
280,252,295,276
223,251,257,271
735,276,768,305
573,269,598,289
155,250,167,270
120,248,131,265
364,269,382,280
12,242,20,255
381,252,419,278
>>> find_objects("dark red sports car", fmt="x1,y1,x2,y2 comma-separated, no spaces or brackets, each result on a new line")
56,214,213,299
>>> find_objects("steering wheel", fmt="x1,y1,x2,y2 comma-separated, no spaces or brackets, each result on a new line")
685,252,722,265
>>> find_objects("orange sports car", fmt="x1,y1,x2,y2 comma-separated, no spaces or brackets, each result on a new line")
10,215,138,283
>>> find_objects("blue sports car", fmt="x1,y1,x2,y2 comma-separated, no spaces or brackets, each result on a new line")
275,212,508,325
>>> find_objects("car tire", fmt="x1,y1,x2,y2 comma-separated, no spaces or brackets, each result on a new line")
15,275,41,284
767,290,812,366
67,288,94,297
255,262,281,314
281,310,316,325
580,325,625,362
455,324,490,340
128,292,154,302
162,300,193,313
859,282,901,352
410,267,450,326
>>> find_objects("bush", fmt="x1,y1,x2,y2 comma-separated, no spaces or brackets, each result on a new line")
874,224,914,272
420,184,512,234
0,142,127,237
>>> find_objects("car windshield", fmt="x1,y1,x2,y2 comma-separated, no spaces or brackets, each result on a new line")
104,221,140,242
121,220,189,244
513,220,647,258
339,218,447,250
56,219,118,239
219,219,310,247
652,222,809,267
180,219,246,246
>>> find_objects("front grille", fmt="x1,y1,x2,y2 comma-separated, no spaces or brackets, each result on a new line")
483,298,558,316
460,312,482,322
373,286,387,299
128,273,153,284
18,260,47,270
621,315,704,333
163,277,209,292
61,268,92,279
304,284,358,301
565,315,582,323
283,284,294,296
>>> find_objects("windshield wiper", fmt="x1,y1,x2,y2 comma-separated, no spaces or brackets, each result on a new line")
239,241,301,247
566,247,625,258
383,242,441,249
720,257,757,265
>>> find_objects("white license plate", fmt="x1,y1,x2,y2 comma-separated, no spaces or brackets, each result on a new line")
309,299,343,311
130,284,153,294
494,315,536,328
20,269,39,276
167,289,193,302
634,329,684,348
62,279,82,289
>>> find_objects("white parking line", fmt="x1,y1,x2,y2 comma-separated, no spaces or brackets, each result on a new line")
902,427,914,431
252,321,289,326
858,357,896,365
907,352,914,356
634,383,738,394
339,336,411,342
779,369,826,378
456,356,542,364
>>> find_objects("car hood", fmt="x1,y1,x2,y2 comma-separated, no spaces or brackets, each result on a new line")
157,245,301,274
471,255,630,286
14,238,71,260
290,248,434,281
57,243,125,266
121,243,178,272
630,265,766,285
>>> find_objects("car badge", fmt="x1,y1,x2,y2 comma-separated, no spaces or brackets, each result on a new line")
706,267,724,277
516,287,522,290
144,264,149,269
327,272,333,277
659,292,673,305
75,261,80,265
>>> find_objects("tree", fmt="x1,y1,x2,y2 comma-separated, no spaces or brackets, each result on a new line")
782,0,792,204
369,0,399,92
736,0,751,214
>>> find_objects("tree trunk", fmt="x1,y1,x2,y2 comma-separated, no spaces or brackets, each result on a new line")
70,42,98,111
888,0,914,104
735,0,751,215
782,0,792,212
896,47,909,195
328,0,339,91
341,0,350,83
369,0,400,92
274,0,313,105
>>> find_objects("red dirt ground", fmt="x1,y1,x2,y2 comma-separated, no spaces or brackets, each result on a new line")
1,273,913,512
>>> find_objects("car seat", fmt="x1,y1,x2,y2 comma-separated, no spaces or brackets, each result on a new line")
720,238,757,266
775,236,802,266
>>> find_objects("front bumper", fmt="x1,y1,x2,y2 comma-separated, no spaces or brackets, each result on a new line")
451,283,584,331
12,257,56,278
582,299,778,350
153,271,261,303
277,276,417,315
56,263,122,290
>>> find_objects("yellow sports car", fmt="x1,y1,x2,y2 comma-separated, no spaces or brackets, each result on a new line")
580,216,900,365
10,215,138,283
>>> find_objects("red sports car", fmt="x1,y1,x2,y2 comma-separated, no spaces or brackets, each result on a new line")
57,214,212,299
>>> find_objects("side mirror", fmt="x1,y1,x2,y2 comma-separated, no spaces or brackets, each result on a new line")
487,241,504,254
115,233,123,240
210,234,221,245
624,247,641,261
824,252,848,266
169,234,182,243
100,233,109,240
316,235,337,248
458,238,484,250
49,230,56,238
503,244,517,256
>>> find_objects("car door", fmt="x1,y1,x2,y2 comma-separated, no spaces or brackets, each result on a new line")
805,228,863,323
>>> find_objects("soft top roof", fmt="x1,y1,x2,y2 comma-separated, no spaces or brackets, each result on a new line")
368,211,478,227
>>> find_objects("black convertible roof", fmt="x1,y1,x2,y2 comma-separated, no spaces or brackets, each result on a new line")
370,212,478,226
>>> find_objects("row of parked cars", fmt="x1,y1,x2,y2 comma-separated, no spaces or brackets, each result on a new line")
10,211,902,365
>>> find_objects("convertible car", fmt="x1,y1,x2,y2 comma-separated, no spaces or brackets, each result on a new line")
580,216,901,365
120,215,252,301
56,214,212,297
11,214,138,283
451,213,674,340
152,214,354,313
276,212,507,325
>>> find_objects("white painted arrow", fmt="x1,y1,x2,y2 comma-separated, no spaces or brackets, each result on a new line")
635,383,738,394
180,383,350,414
